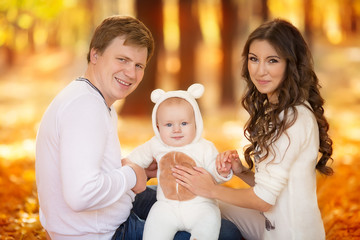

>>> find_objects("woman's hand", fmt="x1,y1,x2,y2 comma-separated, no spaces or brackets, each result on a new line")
172,165,216,199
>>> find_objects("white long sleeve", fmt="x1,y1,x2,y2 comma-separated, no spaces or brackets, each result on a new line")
253,104,325,240
59,94,134,211
36,80,136,239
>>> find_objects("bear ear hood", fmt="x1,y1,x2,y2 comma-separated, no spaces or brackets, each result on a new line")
151,83,205,145
151,83,204,103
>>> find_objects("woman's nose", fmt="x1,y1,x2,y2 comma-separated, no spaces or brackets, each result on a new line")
257,61,267,75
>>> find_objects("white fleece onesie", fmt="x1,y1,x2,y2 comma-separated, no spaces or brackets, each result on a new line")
127,84,232,240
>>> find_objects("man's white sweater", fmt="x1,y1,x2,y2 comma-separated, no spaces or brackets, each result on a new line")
36,80,136,240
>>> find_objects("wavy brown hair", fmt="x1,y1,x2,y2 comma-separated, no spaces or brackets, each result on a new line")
241,19,333,175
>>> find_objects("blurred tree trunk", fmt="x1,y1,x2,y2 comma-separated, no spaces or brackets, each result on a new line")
344,0,358,34
47,20,60,48
352,0,360,34
220,0,238,106
304,0,313,48
260,0,268,21
120,0,163,116
28,25,35,53
85,0,96,33
178,0,201,90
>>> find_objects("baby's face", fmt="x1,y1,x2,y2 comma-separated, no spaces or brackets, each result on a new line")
157,99,196,147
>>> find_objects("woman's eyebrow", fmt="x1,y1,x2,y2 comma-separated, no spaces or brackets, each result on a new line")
248,52,280,59
267,55,281,59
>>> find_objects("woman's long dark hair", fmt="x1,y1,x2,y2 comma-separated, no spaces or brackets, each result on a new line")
241,19,333,175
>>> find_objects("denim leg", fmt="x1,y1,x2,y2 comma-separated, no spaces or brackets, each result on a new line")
112,187,156,240
219,218,243,240
173,219,242,240
174,231,191,240
111,212,145,240
132,186,157,220
111,223,125,240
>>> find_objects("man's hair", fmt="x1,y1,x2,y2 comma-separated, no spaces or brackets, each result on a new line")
86,15,154,63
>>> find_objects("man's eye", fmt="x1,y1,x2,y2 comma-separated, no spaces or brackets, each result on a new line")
136,64,144,69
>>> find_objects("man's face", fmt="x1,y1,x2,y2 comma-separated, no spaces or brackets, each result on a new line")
91,37,148,106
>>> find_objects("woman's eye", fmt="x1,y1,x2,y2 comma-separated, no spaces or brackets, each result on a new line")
249,56,258,62
269,58,279,63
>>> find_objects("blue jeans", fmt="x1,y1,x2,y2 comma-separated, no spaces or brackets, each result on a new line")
112,187,242,240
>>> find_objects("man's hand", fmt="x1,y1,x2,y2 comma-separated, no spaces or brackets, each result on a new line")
122,158,147,194
145,158,158,179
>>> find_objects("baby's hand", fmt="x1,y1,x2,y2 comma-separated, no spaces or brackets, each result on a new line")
216,150,235,177
217,150,244,177
217,162,231,177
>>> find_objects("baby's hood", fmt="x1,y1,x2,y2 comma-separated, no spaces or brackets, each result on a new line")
150,83,204,145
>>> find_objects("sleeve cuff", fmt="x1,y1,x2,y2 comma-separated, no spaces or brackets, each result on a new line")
119,165,137,190
214,169,233,183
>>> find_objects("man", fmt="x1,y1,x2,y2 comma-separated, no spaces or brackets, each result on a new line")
36,15,154,240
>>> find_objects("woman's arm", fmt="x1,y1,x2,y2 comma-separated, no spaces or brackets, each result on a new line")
235,169,255,187
172,165,272,212
212,184,272,212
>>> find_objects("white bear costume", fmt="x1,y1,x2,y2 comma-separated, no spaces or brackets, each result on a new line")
127,84,232,240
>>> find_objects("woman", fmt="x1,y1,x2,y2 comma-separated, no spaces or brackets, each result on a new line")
172,18,333,240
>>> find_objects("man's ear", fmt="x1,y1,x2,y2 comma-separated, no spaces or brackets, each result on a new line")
90,48,98,63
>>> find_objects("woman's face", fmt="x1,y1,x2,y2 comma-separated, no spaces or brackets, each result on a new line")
247,39,287,103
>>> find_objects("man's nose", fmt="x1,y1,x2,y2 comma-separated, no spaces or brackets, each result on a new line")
124,64,136,79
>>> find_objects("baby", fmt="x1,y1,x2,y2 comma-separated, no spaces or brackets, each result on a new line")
126,83,232,240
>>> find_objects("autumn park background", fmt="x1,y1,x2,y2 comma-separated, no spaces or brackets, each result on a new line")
0,0,360,239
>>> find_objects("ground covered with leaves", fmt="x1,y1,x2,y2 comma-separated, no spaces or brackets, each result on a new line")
0,117,359,239
0,159,45,239
1,43,360,239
